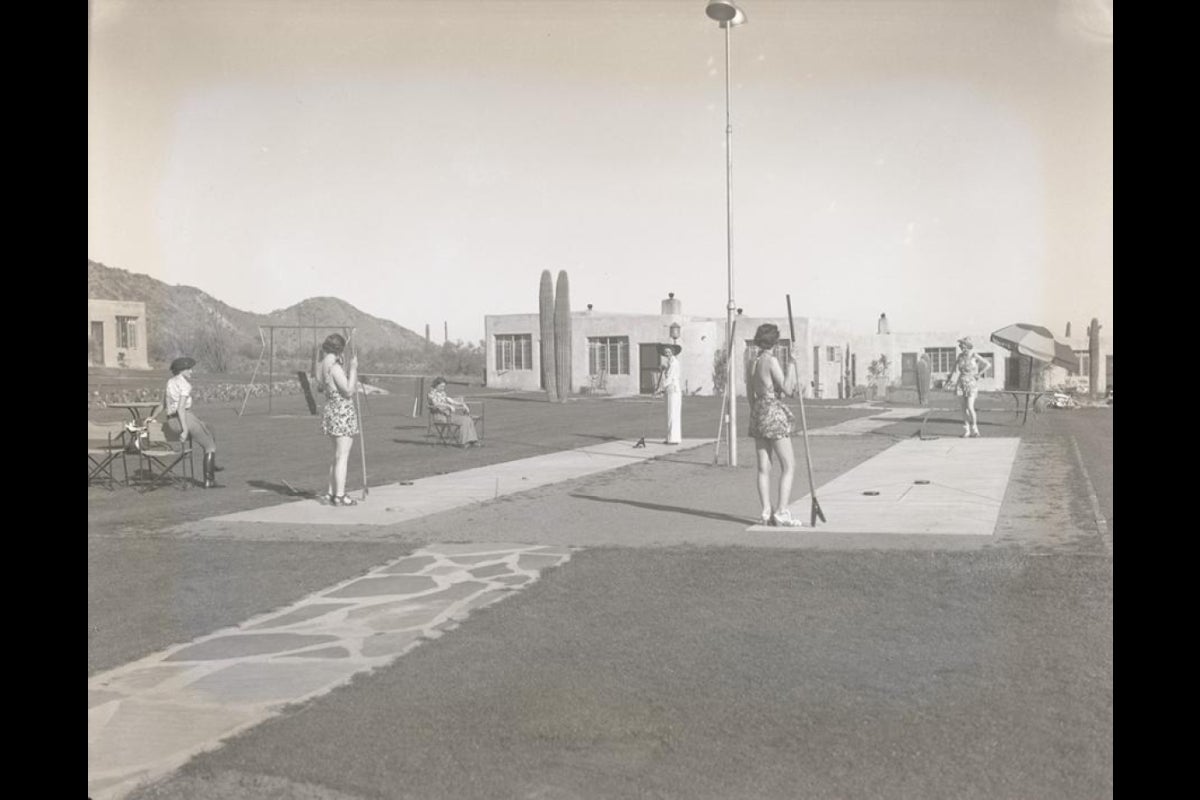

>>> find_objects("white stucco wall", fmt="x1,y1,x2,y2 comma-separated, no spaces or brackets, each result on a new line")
88,299,151,370
485,306,1111,400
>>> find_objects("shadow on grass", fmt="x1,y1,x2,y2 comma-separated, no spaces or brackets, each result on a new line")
569,492,751,525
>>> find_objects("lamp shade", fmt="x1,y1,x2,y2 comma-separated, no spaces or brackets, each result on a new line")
706,0,746,25
669,322,681,340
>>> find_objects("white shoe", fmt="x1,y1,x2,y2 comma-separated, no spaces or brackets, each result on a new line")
770,509,804,528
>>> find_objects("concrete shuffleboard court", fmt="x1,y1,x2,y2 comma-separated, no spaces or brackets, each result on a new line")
209,439,714,526
755,437,1020,535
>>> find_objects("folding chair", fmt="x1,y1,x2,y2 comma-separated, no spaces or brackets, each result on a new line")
132,417,195,491
426,402,484,447
88,421,129,489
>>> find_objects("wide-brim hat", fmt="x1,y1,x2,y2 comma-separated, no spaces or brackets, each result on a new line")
658,343,682,355
957,336,973,349
170,356,196,374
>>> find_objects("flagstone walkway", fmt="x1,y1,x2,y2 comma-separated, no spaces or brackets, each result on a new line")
88,543,573,800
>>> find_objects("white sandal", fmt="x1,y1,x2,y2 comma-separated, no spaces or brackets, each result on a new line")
770,509,804,528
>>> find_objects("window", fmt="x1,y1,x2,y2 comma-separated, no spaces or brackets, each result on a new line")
826,346,841,362
588,336,629,375
1072,350,1090,376
744,338,791,363
116,316,138,349
925,347,956,372
495,334,532,371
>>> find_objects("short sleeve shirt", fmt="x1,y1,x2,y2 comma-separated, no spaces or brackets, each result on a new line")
165,374,193,415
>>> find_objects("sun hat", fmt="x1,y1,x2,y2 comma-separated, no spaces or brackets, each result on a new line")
170,357,196,374
957,336,974,349
658,343,682,355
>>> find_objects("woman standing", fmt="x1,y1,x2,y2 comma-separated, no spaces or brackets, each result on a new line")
317,333,360,505
947,336,990,438
746,324,803,527
655,343,683,445
427,377,481,447
164,356,222,489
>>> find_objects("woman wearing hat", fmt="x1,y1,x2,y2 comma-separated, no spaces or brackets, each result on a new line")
317,333,360,505
654,343,683,445
947,336,990,437
164,356,222,488
746,324,802,527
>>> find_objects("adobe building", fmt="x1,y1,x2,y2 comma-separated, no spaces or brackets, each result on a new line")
490,296,1068,398
88,299,150,369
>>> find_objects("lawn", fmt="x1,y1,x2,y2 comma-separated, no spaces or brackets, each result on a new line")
88,390,881,536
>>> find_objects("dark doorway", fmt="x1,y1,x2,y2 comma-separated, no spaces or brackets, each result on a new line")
639,343,661,394
901,352,917,387
91,321,104,366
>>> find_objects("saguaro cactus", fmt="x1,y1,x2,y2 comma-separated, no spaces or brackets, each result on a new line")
539,270,557,399
1088,318,1102,399
554,270,572,401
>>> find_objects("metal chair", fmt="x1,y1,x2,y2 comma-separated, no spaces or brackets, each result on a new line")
131,417,195,490
88,421,129,489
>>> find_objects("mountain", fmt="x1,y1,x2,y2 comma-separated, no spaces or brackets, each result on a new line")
88,260,430,366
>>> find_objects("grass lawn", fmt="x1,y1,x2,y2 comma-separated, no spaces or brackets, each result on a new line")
88,391,881,535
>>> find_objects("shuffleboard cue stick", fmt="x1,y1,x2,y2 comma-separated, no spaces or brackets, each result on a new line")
786,295,825,526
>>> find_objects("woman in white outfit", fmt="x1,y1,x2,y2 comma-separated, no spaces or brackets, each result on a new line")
655,343,683,444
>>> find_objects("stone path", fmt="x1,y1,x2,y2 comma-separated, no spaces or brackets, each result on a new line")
210,438,714,526
88,543,573,800
751,437,1020,534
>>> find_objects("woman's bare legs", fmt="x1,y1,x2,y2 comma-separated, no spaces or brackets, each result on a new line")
755,439,773,520
333,435,354,496
962,392,980,436
770,436,797,517
326,438,337,498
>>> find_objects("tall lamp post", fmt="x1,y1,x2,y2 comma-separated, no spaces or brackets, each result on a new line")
705,0,746,467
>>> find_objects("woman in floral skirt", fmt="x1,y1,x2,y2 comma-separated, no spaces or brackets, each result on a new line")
746,323,803,527
317,333,360,506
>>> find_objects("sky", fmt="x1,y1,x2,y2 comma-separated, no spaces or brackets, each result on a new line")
88,0,1113,344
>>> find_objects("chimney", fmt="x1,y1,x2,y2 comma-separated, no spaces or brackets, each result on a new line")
877,313,890,335
661,292,682,316
1065,321,1072,338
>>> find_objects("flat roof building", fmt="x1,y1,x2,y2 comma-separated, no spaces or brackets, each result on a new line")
486,295,1112,400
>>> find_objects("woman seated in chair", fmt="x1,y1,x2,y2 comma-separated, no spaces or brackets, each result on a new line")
427,376,481,448
164,356,222,488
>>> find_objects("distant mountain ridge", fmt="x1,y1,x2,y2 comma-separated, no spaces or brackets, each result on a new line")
88,260,429,365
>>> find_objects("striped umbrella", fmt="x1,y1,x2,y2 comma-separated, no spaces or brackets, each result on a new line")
989,323,1079,370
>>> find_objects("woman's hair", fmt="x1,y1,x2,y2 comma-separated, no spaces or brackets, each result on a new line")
753,323,780,349
321,333,346,355
431,376,447,388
